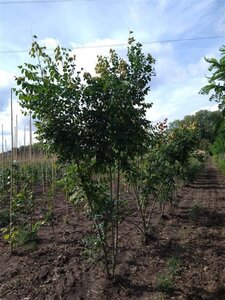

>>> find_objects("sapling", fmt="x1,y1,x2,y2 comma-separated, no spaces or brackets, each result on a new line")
14,33,154,278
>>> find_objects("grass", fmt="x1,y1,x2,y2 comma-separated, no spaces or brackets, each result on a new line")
190,203,200,220
157,256,181,291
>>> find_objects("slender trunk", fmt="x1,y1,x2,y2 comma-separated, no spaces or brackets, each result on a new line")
1,124,4,202
10,89,14,254
76,161,111,277
133,184,147,237
65,168,69,219
29,112,34,234
147,196,157,226
147,183,163,226
110,167,115,278
112,162,120,278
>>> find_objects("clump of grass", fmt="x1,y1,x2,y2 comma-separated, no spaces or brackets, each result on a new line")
190,203,200,220
157,257,181,291
157,273,174,291
167,256,181,276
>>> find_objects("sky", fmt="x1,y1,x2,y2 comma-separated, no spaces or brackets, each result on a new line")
0,0,225,150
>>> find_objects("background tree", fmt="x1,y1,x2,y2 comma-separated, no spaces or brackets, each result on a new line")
200,45,225,113
169,110,223,151
200,46,225,164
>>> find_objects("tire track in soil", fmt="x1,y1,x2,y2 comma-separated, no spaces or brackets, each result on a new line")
167,158,225,300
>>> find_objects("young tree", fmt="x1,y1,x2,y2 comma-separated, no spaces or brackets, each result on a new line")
14,34,155,278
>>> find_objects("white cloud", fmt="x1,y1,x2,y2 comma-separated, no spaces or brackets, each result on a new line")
191,104,219,115
70,38,127,74
39,38,60,49
146,50,218,122
0,70,14,87
0,97,34,152
1,0,223,151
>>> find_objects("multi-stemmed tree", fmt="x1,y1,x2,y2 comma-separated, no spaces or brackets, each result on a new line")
14,34,155,278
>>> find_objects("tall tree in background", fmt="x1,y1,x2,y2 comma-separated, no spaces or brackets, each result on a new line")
200,45,225,113
169,110,223,150
200,46,225,158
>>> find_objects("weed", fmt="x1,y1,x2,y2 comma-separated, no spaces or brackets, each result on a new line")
2,222,41,247
190,203,200,219
157,273,174,291
14,227,38,246
82,234,103,265
43,210,54,224
157,256,181,291
167,256,180,276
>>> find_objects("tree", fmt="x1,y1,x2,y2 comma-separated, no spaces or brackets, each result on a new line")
200,45,225,113
169,110,223,150
14,34,155,278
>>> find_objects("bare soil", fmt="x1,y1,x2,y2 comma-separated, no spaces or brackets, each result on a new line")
1,158,225,300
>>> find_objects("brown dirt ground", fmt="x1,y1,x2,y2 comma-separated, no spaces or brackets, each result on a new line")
0,158,225,300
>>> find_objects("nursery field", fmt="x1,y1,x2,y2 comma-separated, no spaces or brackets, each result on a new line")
0,157,225,300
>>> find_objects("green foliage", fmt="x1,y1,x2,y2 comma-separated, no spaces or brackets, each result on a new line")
14,33,155,278
0,209,10,228
43,209,54,224
82,234,104,265
212,136,225,155
126,120,199,236
180,156,205,184
0,166,11,201
200,45,225,112
157,273,174,291
2,222,41,247
14,34,154,165
157,257,181,291
57,163,86,205
214,154,225,173
169,110,223,150
167,257,181,276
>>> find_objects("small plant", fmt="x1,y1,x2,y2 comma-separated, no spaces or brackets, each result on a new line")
190,203,200,219
43,209,54,224
157,257,181,291
13,227,38,246
2,221,41,248
157,273,174,291
167,257,180,276
82,234,104,266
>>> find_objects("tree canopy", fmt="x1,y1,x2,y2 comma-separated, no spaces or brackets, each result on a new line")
200,45,225,113
14,35,155,168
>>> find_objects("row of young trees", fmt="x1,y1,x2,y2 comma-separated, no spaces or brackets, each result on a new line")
0,144,58,254
171,44,225,170
169,109,224,152
8,34,206,278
